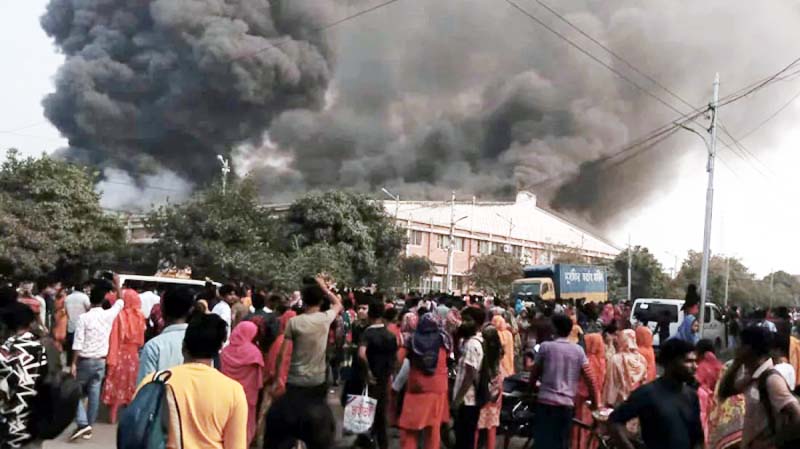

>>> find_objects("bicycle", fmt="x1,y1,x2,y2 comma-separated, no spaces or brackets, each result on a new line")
572,408,616,449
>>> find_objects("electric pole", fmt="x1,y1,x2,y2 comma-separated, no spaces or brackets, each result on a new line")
724,256,730,308
446,191,456,293
698,73,720,336
627,235,633,302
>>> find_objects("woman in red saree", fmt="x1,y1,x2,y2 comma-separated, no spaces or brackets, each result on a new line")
572,333,606,449
696,339,722,444
635,326,657,382
221,321,264,444
102,289,145,423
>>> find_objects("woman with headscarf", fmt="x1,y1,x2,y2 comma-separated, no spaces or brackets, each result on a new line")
221,321,264,444
600,303,615,326
398,312,419,364
675,314,701,345
477,326,503,449
635,326,657,382
102,289,146,423
254,308,296,448
51,288,68,351
604,329,648,407
398,313,452,449
572,333,606,449
707,361,745,449
695,339,723,444
491,315,515,376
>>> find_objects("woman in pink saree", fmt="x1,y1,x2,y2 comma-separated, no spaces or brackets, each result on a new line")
221,321,264,444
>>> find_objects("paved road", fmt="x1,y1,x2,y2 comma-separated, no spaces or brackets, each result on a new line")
44,389,531,449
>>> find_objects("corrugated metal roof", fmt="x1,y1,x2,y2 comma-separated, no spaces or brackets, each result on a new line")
384,192,620,256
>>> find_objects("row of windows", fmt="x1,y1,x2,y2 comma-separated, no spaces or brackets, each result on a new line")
409,230,536,257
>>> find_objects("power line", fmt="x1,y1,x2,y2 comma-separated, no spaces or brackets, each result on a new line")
98,180,187,193
229,0,402,63
739,85,800,141
0,120,50,134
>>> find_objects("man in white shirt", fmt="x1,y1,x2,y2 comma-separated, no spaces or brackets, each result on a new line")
65,282,91,363
211,284,239,336
69,279,125,441
138,283,160,319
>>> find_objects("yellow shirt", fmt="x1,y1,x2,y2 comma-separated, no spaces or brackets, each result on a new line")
139,363,248,449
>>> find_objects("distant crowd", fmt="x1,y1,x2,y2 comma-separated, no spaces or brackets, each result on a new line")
1,277,800,449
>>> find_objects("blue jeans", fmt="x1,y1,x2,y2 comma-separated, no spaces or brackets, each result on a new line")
75,358,106,427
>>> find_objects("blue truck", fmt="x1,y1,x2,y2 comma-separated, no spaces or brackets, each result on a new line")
511,264,608,303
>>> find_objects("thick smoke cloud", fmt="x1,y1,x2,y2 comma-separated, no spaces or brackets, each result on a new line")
242,0,800,230
41,0,332,184
43,0,800,228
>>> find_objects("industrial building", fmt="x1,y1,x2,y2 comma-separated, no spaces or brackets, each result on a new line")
385,191,620,293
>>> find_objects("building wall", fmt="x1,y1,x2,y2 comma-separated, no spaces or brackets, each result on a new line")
399,220,615,295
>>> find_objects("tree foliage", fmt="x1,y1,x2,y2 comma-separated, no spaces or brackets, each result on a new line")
468,253,523,299
609,246,670,300
399,255,433,287
672,251,760,306
285,191,405,286
146,185,405,290
146,179,280,281
0,150,124,280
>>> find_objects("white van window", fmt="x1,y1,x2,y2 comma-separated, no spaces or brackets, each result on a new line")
704,306,713,323
633,303,678,323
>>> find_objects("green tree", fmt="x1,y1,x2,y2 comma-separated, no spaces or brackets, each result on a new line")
762,271,800,307
285,191,405,287
609,246,670,300
146,178,281,281
468,253,523,299
399,255,433,288
0,150,124,280
672,251,760,307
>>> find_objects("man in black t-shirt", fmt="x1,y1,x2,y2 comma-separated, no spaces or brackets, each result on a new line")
358,299,398,449
609,338,703,449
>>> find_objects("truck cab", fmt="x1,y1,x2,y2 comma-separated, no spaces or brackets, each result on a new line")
511,277,556,301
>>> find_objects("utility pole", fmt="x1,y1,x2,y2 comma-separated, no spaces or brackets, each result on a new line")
627,235,633,302
217,155,230,195
445,191,457,293
724,256,730,308
698,73,720,336
770,270,775,310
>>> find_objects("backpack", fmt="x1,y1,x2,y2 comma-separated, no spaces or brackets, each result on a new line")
117,371,177,449
29,336,79,440
757,368,800,449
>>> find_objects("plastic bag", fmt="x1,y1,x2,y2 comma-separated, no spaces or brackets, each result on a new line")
343,386,377,435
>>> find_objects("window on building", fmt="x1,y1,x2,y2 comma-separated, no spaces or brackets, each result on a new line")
409,230,423,246
478,240,491,255
454,237,465,251
512,245,523,257
436,234,447,249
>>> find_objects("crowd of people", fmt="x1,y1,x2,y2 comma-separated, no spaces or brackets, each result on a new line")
2,275,800,449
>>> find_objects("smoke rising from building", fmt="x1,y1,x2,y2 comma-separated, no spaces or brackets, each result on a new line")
42,0,800,227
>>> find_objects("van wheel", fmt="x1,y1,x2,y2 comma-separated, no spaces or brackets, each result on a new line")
715,338,722,351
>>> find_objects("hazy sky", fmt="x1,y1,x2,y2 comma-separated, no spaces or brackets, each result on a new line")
2,0,799,278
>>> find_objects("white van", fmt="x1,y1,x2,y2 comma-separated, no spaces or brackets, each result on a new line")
630,298,727,349
117,273,221,293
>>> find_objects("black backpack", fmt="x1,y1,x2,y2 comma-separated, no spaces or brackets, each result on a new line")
757,368,800,449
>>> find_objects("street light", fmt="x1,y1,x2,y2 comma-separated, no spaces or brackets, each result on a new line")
381,187,400,220
495,212,515,237
217,155,231,194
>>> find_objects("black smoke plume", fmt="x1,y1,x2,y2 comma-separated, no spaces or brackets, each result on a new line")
42,0,800,227
41,0,332,181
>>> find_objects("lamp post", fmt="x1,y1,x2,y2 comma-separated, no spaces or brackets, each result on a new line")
381,187,400,220
217,155,230,194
